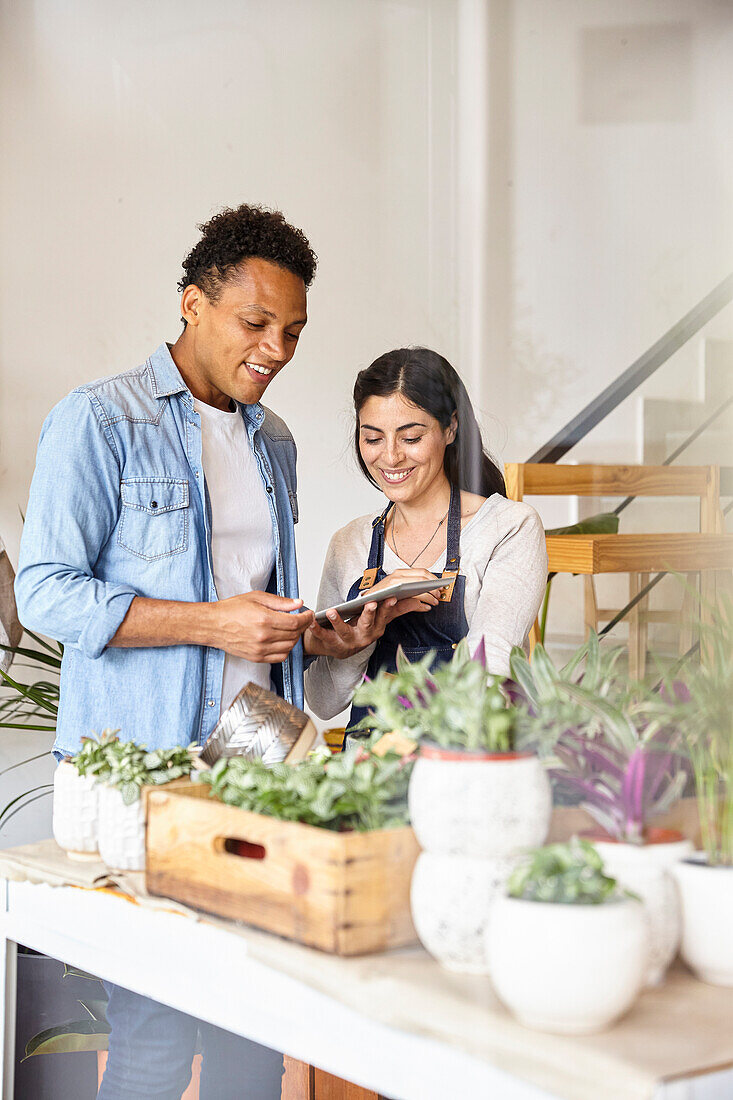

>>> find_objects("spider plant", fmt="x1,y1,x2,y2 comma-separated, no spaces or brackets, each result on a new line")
652,597,733,865
509,634,687,843
0,631,62,831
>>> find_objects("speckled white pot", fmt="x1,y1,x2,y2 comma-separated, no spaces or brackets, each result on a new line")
672,858,733,986
593,833,692,988
487,896,647,1034
410,851,519,973
408,747,552,857
97,784,146,871
52,762,99,859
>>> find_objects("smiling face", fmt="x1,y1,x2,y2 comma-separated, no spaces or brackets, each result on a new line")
174,257,307,409
358,392,456,505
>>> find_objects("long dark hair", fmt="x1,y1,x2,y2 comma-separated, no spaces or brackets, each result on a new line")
353,347,506,498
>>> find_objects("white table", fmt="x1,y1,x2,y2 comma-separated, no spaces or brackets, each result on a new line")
1,879,732,1100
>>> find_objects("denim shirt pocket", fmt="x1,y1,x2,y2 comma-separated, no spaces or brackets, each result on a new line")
118,477,189,561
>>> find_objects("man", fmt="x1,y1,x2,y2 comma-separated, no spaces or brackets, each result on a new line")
15,203,406,1099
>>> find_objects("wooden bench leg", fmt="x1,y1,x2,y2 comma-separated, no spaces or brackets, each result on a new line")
282,1057,383,1100
628,572,649,680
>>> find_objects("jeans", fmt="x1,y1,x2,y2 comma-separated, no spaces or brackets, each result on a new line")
98,984,284,1100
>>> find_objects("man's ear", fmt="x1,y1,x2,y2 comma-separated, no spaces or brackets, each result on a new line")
180,284,204,327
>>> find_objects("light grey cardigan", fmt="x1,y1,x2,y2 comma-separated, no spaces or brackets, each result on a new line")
305,495,548,720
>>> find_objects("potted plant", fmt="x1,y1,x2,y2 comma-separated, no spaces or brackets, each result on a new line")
487,839,646,1034
97,740,196,871
197,739,414,832
354,640,551,856
146,739,419,955
509,636,691,986
661,601,733,986
353,641,551,973
52,730,119,859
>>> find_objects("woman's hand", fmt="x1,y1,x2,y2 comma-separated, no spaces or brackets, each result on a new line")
369,568,444,612
304,598,398,659
303,570,444,660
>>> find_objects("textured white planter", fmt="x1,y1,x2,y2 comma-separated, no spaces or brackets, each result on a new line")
593,832,692,987
410,851,518,973
408,747,551,857
487,896,646,1034
52,762,99,859
672,858,733,986
97,784,146,871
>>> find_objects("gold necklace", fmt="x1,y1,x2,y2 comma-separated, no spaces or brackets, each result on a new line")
389,507,449,568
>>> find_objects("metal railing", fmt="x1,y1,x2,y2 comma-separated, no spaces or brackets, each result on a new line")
528,271,733,465
528,272,733,643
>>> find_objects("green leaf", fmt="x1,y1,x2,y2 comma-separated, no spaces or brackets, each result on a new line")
23,1019,111,1059
77,998,109,1023
0,785,53,829
0,643,62,668
63,964,105,983
545,512,620,538
120,781,139,805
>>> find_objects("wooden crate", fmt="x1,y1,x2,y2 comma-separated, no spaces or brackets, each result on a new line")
144,782,419,955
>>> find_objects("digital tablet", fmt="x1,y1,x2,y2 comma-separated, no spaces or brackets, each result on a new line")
315,577,450,625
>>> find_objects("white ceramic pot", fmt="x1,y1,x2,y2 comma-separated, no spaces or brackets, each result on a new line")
672,857,733,986
487,896,647,1034
52,762,99,859
408,747,551,858
97,784,146,871
593,832,692,987
410,851,518,973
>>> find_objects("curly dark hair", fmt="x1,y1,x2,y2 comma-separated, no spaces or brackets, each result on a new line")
178,203,317,303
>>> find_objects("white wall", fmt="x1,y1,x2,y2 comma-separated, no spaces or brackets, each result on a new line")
496,0,733,641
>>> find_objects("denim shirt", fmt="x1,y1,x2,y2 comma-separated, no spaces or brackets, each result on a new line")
15,343,304,757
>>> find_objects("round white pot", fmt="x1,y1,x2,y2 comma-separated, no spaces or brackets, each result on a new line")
52,762,99,859
408,747,551,858
593,832,692,987
488,896,646,1034
97,784,146,871
411,851,518,973
672,857,733,986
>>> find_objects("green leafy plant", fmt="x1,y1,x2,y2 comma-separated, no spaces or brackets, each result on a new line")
507,839,625,904
198,740,414,832
0,631,62,830
352,640,515,752
0,631,62,733
102,740,195,805
23,966,110,1060
653,597,733,866
68,729,120,777
508,633,687,842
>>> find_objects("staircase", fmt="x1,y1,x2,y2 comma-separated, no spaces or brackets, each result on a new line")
641,337,733,531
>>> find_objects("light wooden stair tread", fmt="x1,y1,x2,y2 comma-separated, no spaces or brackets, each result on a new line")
545,532,733,574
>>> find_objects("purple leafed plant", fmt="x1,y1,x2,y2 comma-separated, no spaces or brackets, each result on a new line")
550,731,687,843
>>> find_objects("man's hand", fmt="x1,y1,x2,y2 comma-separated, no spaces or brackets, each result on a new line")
110,592,313,662
213,591,314,662
304,569,444,660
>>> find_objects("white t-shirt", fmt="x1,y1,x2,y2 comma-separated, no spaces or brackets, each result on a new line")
195,399,275,711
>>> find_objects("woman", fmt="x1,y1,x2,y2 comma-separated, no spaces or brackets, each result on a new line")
304,347,547,728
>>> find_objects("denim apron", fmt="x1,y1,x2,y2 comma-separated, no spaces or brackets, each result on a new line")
346,483,469,733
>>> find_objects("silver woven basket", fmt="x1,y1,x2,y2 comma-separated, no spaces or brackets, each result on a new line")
200,682,316,768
